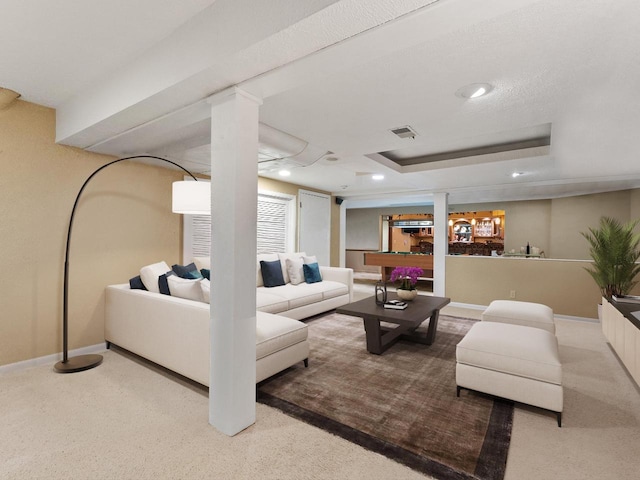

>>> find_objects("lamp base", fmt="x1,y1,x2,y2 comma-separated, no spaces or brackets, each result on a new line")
54,354,103,373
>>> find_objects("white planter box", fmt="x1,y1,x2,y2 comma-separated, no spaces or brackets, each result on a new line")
602,297,640,387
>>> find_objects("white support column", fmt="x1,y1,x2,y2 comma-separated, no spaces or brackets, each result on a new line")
433,192,449,297
208,87,262,436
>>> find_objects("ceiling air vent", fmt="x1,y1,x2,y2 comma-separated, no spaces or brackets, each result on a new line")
390,125,418,139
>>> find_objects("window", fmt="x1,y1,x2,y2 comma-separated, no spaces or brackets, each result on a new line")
183,188,296,261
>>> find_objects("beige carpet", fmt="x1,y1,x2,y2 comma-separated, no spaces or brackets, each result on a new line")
0,348,426,480
1,302,640,479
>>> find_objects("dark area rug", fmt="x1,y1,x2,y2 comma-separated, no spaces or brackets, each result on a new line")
257,312,513,480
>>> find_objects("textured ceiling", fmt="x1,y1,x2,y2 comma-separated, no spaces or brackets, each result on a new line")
2,0,640,206
0,0,217,107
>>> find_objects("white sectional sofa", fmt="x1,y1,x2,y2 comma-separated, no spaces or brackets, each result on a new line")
104,254,353,386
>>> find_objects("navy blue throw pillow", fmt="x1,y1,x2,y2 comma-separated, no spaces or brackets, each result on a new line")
260,260,285,287
200,268,210,280
303,262,322,284
172,263,202,279
158,271,176,295
129,275,147,291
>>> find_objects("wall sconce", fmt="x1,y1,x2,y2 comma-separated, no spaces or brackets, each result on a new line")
448,219,454,226
494,217,501,224
471,218,476,225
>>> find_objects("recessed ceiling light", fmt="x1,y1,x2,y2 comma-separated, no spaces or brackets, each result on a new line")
279,169,291,177
455,83,493,99
511,172,523,178
372,174,385,181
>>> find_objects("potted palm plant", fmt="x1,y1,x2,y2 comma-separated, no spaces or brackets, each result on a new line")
581,217,640,305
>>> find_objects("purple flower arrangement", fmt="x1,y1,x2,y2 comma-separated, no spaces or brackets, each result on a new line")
389,266,424,290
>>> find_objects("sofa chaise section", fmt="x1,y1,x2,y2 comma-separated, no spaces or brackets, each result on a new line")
105,285,309,385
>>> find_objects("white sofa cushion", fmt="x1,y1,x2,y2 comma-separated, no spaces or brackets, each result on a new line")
261,284,323,309
456,321,562,385
287,280,347,300
256,311,308,361
256,290,290,314
167,275,204,302
318,281,348,300
302,255,317,265
193,256,210,271
200,279,210,304
140,261,171,293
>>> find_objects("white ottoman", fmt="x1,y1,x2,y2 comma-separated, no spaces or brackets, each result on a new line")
456,321,563,427
482,300,555,334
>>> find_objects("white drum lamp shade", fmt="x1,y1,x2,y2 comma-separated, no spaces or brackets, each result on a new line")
173,181,211,214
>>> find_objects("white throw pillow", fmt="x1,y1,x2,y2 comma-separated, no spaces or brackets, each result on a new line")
278,252,306,283
140,261,171,293
302,255,317,265
167,275,204,302
193,256,210,271
200,279,210,304
285,257,305,285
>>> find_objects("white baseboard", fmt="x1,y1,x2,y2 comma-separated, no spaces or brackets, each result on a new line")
448,301,599,323
448,301,487,311
0,343,107,375
554,313,599,323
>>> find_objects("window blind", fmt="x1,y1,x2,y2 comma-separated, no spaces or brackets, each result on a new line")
257,197,288,254
183,191,295,261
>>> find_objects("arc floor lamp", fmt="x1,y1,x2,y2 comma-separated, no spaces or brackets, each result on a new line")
54,155,210,373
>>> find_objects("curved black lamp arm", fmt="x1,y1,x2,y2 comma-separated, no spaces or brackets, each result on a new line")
58,155,199,370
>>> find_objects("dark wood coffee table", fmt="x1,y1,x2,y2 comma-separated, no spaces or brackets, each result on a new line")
337,293,451,354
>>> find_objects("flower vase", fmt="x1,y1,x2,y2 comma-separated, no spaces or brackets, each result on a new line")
396,288,418,302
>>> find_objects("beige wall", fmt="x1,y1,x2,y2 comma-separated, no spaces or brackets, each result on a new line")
501,200,551,255
549,191,631,259
0,101,183,366
445,256,606,318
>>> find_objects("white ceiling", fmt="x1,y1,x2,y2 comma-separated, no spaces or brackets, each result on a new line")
3,0,640,207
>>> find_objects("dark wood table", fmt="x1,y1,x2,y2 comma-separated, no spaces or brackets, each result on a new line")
337,293,451,354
